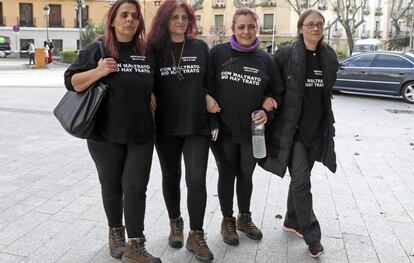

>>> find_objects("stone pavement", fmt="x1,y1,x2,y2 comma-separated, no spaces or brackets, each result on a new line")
0,58,413,263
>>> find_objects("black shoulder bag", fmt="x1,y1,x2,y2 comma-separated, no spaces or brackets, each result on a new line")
54,41,108,139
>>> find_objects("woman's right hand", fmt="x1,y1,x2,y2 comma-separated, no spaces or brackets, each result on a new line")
206,94,221,113
96,58,118,78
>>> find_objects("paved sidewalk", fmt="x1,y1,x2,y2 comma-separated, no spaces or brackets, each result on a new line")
0,59,413,263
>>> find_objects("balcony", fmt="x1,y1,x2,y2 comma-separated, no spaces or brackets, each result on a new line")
49,18,65,28
210,25,226,34
261,0,276,7
73,18,89,28
18,16,36,27
361,30,370,38
374,30,382,38
260,26,273,35
212,2,225,8
375,7,383,15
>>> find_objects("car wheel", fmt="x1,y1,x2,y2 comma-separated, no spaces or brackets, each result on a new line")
402,82,414,104
0,51,5,58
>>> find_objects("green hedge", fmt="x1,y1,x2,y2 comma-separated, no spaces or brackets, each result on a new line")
61,50,79,64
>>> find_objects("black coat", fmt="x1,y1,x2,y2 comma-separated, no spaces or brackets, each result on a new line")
259,39,338,177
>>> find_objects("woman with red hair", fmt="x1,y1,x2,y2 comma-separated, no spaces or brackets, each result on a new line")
147,0,214,261
64,1,160,262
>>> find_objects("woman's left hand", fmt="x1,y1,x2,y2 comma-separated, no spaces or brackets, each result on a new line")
251,110,267,125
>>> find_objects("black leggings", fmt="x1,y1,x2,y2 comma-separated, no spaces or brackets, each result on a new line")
155,135,209,230
87,138,154,238
211,141,257,217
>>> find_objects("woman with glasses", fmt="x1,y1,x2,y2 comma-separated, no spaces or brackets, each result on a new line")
207,7,281,246
147,0,214,261
64,1,160,263
261,9,338,258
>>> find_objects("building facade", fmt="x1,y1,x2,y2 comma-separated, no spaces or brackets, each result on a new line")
0,0,393,55
0,0,112,54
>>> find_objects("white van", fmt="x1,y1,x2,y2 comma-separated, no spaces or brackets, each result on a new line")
352,39,384,55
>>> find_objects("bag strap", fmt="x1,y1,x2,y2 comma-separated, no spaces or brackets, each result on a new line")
98,41,105,59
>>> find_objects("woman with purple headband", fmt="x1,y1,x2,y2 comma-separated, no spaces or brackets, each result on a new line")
207,7,282,246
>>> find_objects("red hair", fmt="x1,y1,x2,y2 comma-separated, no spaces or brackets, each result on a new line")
147,0,197,51
100,0,146,58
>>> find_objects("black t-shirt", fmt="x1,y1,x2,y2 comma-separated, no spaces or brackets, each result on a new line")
64,41,155,144
153,39,210,137
299,49,325,145
210,42,281,143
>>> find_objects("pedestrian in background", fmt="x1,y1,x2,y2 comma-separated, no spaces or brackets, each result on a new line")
64,1,161,262
146,0,214,261
261,8,338,258
208,7,281,247
47,38,54,64
43,41,49,64
28,41,35,65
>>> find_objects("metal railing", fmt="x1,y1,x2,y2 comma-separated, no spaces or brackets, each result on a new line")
49,17,65,28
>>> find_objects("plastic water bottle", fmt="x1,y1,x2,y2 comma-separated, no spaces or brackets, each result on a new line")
251,113,266,159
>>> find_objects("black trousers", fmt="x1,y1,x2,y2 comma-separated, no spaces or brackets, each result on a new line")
211,141,257,217
285,138,321,244
155,135,210,230
87,138,154,238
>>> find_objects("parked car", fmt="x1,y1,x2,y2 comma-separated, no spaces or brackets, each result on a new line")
0,35,12,58
334,51,414,104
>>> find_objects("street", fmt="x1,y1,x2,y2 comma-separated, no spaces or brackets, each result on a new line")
0,58,413,263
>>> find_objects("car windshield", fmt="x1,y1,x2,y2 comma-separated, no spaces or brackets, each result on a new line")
353,44,375,52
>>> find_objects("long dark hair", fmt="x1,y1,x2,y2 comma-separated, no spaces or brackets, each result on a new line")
147,0,197,51
98,0,146,58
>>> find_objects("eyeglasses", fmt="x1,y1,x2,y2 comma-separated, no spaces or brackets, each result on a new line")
302,23,324,29
236,24,257,31
175,66,185,81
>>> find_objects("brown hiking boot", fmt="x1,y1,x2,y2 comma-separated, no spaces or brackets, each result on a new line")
109,226,126,259
236,212,263,240
121,237,161,263
221,217,239,246
186,230,214,262
169,217,184,248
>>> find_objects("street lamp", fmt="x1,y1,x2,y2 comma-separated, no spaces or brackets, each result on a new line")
43,4,50,40
74,0,85,50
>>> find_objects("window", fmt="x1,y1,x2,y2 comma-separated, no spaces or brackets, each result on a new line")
19,3,34,26
19,38,34,57
214,15,224,27
344,54,376,67
51,39,62,55
154,1,161,6
76,5,89,27
0,2,3,26
49,5,62,27
373,55,413,68
263,14,273,30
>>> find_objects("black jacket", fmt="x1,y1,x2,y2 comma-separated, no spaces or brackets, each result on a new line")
259,39,338,177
